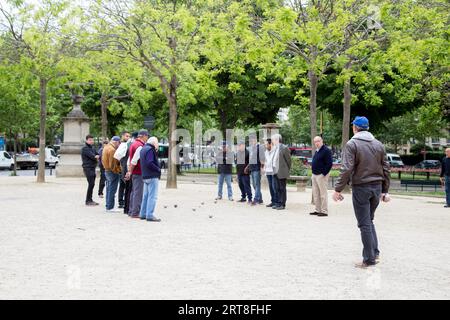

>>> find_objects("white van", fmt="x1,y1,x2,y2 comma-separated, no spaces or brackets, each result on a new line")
386,153,404,168
0,151,14,170
43,147,59,168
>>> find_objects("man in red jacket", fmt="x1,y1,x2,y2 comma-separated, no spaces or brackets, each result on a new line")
125,129,149,218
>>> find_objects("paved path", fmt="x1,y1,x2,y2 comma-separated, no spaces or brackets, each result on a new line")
0,176,449,299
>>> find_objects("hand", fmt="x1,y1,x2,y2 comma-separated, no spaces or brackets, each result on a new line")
440,177,445,183
332,191,343,202
95,155,100,159
381,193,391,202
124,172,131,181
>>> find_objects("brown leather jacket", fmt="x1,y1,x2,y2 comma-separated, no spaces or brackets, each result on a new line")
102,143,121,174
335,131,390,193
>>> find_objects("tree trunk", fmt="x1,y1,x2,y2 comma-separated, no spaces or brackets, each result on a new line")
342,75,352,149
166,75,178,189
219,106,227,137
308,69,318,152
100,93,108,141
37,77,47,183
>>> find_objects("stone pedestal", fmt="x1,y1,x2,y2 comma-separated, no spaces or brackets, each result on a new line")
261,123,281,141
56,95,90,177
290,176,310,192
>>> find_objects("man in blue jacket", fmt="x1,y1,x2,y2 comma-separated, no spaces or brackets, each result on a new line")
310,136,333,217
139,136,161,222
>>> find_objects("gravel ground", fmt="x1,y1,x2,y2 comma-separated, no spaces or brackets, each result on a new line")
0,176,449,300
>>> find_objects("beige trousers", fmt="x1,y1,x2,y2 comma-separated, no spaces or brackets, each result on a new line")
311,173,329,214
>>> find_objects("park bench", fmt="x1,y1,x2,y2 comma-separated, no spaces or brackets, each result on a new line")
400,179,442,192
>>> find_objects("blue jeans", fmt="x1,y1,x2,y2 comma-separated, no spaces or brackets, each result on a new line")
352,183,382,265
218,173,233,199
445,176,450,205
105,171,120,210
266,174,278,205
250,170,262,202
238,174,252,201
140,178,159,220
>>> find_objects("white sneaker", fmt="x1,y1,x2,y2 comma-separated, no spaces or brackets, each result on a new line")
105,208,121,213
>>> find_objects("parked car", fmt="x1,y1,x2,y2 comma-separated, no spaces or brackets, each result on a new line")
0,150,14,170
414,160,441,169
158,143,169,169
16,152,39,169
23,147,59,168
41,147,59,168
386,153,405,168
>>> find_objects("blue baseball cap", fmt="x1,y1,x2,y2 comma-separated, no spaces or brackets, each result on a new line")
111,136,121,142
352,116,369,129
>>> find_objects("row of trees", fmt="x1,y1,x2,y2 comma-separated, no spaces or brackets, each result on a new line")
0,0,448,187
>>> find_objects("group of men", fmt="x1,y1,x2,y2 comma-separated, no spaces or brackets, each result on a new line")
81,129,162,222
215,116,394,268
77,115,448,268
216,133,292,211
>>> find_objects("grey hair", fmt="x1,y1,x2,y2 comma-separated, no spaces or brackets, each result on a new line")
148,136,158,146
271,133,282,143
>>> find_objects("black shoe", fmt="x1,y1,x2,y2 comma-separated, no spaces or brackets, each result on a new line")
238,199,246,203
272,205,279,209
309,211,319,215
147,217,161,222
317,213,328,217
266,203,273,207
275,206,285,210
445,205,450,208
118,204,124,209
85,201,98,206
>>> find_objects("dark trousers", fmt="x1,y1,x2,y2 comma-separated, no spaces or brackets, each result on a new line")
98,166,106,196
129,174,144,216
237,174,252,201
266,174,278,205
124,179,132,214
118,175,126,206
83,167,96,204
273,175,287,207
352,183,382,265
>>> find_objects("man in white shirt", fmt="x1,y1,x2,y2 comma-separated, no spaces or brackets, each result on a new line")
263,138,278,208
114,131,131,209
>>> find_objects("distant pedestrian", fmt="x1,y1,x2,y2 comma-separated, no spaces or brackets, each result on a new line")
114,131,131,210
97,140,109,198
333,116,390,268
216,142,234,201
139,137,162,222
310,136,333,217
81,134,100,206
236,141,252,204
249,135,265,205
125,130,149,218
271,134,291,211
102,136,122,212
263,138,278,208
440,148,450,208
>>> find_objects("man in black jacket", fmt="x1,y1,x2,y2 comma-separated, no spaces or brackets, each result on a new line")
236,141,252,203
81,134,100,206
310,136,333,217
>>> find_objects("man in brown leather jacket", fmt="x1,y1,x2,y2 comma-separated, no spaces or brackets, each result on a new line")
333,116,390,268
102,136,122,212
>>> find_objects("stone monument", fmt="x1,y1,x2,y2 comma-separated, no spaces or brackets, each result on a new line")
56,95,90,177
